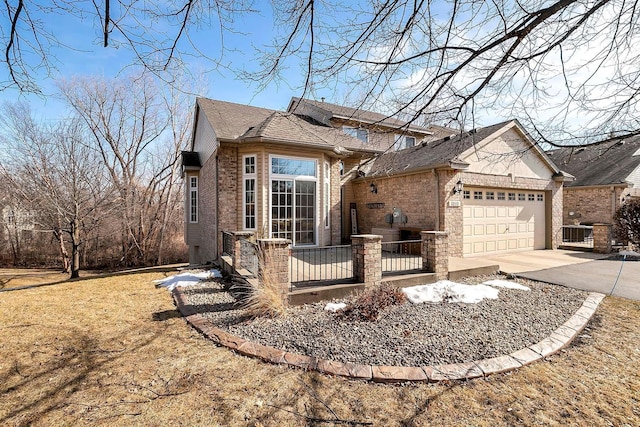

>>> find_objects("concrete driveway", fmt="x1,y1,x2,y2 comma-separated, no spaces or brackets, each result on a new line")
451,250,640,300
516,257,640,301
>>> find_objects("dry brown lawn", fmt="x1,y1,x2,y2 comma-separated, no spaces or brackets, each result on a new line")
0,270,638,426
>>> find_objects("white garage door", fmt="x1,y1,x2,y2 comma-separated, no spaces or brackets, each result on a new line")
463,188,546,256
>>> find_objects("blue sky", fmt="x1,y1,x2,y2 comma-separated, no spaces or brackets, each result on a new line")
0,3,305,121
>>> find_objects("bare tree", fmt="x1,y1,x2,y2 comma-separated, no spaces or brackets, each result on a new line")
4,1,639,144
0,0,252,94
0,102,111,277
251,0,640,145
58,72,191,266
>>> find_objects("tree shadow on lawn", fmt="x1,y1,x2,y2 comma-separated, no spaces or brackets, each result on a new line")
0,265,188,293
152,309,183,321
0,327,170,425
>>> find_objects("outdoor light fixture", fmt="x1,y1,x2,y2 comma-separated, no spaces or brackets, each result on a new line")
453,180,464,194
370,182,378,194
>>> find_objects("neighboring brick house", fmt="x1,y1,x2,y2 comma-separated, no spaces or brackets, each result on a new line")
547,135,640,226
182,97,570,264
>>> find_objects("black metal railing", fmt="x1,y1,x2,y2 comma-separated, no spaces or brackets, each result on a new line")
381,240,422,274
239,239,259,275
561,225,594,247
222,231,234,256
290,245,353,289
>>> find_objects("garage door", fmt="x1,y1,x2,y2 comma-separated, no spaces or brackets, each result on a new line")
463,188,546,256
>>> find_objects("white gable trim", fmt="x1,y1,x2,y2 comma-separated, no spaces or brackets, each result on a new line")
459,121,560,175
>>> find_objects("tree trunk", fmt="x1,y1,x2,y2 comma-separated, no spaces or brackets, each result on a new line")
70,218,81,279
56,229,71,274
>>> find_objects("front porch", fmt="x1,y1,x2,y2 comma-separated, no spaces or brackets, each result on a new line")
220,230,500,305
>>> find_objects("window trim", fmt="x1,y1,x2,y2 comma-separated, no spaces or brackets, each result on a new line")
242,154,257,231
324,161,330,229
189,176,198,223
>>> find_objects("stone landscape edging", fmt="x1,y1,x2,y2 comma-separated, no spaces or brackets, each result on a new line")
172,288,605,383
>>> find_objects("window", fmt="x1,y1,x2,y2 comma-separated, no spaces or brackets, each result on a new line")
537,194,544,202
497,192,506,200
518,193,525,201
271,157,316,176
343,126,368,143
394,134,416,150
528,194,535,201
324,162,330,228
474,191,483,200
244,155,255,174
243,155,257,230
463,190,470,199
486,191,495,200
508,193,516,201
189,176,198,223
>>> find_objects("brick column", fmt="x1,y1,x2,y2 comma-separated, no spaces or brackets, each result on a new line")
232,231,254,269
421,231,449,280
257,239,291,306
352,235,382,288
593,224,613,254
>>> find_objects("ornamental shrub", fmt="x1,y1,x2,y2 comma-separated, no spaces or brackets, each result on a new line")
614,199,640,248
336,283,406,322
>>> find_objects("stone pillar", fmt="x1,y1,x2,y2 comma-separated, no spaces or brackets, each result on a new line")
257,238,291,306
232,231,254,270
593,224,613,254
352,234,382,288
421,231,449,280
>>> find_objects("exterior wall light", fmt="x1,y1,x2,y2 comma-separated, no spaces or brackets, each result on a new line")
370,182,378,194
453,179,463,194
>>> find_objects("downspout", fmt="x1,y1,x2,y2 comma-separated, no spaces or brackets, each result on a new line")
611,186,616,222
216,154,220,260
433,169,440,231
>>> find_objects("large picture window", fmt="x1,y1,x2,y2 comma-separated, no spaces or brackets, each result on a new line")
243,155,256,230
270,156,317,245
189,176,198,223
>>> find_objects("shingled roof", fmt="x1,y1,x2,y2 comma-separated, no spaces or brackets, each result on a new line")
196,97,379,152
240,111,381,152
288,97,433,134
196,98,275,141
546,134,640,187
366,121,514,176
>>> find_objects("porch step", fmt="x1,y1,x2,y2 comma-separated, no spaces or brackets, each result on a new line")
558,245,593,252
449,264,500,280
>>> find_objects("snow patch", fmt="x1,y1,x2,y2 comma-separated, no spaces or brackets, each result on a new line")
402,280,500,304
482,279,530,291
154,269,222,291
324,302,347,312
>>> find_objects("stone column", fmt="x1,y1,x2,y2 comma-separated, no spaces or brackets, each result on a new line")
593,224,613,254
257,238,291,306
421,231,449,280
232,231,254,270
352,234,382,288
